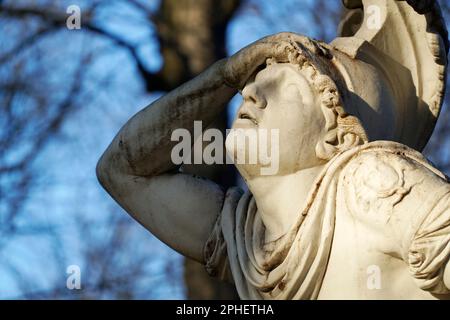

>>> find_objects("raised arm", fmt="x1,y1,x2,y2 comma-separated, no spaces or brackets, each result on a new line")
96,33,299,262
96,59,234,262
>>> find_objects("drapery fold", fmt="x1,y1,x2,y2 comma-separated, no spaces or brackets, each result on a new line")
204,141,450,299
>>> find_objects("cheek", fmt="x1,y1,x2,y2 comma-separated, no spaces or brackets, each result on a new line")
263,101,309,139
262,101,325,169
258,103,304,166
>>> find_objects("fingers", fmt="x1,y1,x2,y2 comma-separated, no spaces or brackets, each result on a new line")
244,32,311,66
224,39,302,89
271,40,303,63
262,32,310,46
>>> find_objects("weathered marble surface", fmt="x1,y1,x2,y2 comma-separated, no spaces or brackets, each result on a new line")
97,0,450,299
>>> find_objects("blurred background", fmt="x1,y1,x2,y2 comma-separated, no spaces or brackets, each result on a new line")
0,0,448,299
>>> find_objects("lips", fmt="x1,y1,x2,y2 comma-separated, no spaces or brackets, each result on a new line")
238,109,258,125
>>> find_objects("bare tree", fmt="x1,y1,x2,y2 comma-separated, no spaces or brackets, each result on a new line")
0,0,448,299
0,0,241,299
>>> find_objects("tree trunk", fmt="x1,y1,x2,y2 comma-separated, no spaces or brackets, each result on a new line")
153,0,241,300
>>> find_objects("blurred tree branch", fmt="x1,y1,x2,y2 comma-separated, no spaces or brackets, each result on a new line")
0,0,447,300
0,0,242,299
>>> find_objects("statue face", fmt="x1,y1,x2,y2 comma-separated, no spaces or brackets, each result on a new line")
226,63,327,179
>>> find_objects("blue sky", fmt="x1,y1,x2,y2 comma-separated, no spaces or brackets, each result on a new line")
0,0,448,299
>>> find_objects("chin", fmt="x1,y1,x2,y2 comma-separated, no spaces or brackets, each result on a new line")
225,143,258,179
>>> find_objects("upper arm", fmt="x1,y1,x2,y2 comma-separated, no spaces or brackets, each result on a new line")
98,169,225,263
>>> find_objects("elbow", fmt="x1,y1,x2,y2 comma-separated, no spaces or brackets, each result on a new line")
96,151,113,191
96,148,132,204
96,137,136,194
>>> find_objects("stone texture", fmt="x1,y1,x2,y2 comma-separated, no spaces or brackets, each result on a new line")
97,0,450,299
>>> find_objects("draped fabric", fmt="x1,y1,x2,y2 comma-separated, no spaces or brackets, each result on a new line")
204,141,450,299
406,192,450,293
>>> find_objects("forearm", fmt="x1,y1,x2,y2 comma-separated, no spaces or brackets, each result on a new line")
98,33,300,181
99,59,236,179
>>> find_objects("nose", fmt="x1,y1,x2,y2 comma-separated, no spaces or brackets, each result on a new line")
242,85,267,109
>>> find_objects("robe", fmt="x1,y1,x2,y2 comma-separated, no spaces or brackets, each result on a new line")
203,141,450,299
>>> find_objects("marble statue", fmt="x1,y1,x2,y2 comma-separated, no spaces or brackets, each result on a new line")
97,0,450,299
